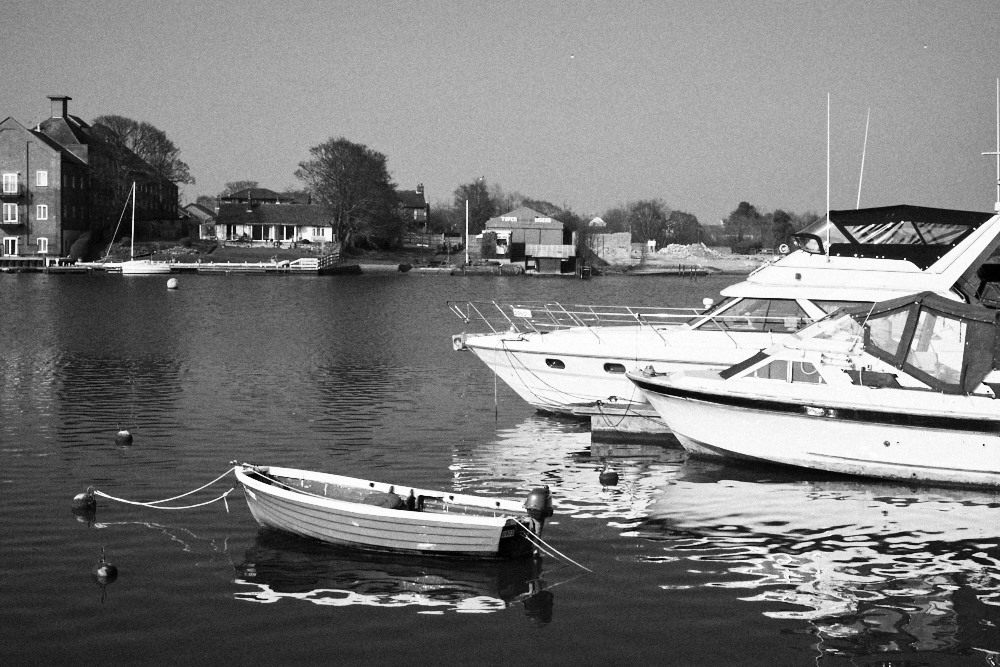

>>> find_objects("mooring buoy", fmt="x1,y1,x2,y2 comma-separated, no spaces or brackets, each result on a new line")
167,277,178,290
93,546,118,585
115,429,133,446
72,486,96,511
599,462,619,487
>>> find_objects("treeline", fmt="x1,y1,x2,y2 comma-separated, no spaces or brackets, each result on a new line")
187,135,822,254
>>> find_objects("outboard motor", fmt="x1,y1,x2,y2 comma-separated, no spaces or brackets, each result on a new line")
524,486,554,534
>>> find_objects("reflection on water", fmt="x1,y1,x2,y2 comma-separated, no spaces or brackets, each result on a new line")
234,529,551,620
447,414,685,524
631,458,1000,660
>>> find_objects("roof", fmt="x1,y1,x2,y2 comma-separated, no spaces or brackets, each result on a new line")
220,188,307,204
397,189,427,209
182,203,217,222
35,114,91,147
0,117,87,166
216,203,333,226
485,207,563,230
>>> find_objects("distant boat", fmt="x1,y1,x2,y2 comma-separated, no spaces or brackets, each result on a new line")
628,291,1000,488
234,463,553,558
118,182,171,275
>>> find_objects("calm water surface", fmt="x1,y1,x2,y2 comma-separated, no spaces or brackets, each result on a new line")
2,272,1000,665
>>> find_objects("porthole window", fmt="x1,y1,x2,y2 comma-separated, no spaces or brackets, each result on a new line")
545,359,565,369
603,363,626,374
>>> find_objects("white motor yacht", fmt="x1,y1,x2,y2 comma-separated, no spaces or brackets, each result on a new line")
628,291,1000,487
452,205,1000,418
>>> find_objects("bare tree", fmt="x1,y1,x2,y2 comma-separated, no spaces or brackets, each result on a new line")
295,137,398,251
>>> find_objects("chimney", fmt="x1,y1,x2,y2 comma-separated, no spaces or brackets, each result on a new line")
48,95,72,118
416,183,424,194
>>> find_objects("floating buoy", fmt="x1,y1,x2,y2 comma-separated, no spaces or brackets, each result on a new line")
72,487,96,511
93,547,118,585
115,429,133,446
599,462,619,487
166,277,178,290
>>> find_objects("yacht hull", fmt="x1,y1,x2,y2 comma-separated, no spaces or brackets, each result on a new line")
634,378,1000,487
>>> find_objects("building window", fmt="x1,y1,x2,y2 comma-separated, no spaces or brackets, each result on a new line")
37,204,48,220
2,173,17,193
2,203,17,223
36,170,48,187
37,237,48,254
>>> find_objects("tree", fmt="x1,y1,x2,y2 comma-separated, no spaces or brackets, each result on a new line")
601,206,629,233
295,137,398,251
195,195,217,208
92,115,194,185
222,180,259,196
665,210,702,245
770,209,796,250
453,178,496,235
723,201,764,243
627,199,671,246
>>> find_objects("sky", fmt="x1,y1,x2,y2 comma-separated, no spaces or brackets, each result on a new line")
5,0,1000,225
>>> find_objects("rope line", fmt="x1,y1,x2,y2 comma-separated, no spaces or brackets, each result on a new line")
90,466,239,510
520,526,592,572
94,486,237,510
142,466,238,505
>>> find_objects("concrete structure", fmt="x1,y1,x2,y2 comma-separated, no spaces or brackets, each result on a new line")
483,206,576,274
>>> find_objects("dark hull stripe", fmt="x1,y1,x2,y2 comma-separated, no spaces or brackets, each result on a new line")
631,377,1000,434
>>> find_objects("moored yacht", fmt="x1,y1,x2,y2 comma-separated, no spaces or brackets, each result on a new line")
628,291,1000,487
452,205,1000,417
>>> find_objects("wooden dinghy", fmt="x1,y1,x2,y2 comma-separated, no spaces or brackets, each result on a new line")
234,463,553,558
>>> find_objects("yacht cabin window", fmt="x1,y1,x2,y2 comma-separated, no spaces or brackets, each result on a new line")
751,360,824,384
697,298,808,333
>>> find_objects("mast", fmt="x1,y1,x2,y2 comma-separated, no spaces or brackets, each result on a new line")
130,182,136,260
826,93,830,259
857,107,870,209
985,79,1000,212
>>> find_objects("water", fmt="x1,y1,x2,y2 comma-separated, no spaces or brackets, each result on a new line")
3,271,1000,665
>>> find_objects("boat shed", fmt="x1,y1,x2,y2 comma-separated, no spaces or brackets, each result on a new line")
483,207,576,274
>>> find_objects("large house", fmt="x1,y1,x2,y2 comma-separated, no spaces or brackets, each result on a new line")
482,206,577,274
210,187,333,246
0,96,178,260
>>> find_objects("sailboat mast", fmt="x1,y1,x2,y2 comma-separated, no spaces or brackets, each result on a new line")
130,182,136,260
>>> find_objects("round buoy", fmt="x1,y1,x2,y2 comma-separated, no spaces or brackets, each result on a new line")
93,547,118,585
599,463,619,487
115,429,133,446
72,487,96,511
167,277,179,290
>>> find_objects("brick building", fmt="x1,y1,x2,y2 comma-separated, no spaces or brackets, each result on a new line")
0,95,178,259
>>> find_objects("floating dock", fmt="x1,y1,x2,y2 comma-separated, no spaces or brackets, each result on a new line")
571,403,678,444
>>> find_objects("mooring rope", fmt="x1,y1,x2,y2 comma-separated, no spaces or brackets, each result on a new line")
93,487,237,511
91,466,239,511
520,525,593,573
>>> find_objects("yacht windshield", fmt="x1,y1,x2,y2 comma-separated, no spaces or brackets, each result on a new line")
790,206,992,266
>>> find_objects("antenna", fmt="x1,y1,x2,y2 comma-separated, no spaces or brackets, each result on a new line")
857,107,870,209
984,78,1000,212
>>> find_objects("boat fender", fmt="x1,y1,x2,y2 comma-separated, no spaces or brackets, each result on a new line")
115,429,133,446
93,547,118,585
524,486,554,526
72,487,96,511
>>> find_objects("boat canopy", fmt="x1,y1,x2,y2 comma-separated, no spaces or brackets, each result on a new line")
834,292,1000,394
792,205,994,269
